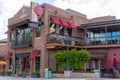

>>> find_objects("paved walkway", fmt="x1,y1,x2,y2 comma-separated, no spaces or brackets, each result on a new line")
0,76,119,80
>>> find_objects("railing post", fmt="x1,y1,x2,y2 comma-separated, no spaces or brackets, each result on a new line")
105,26,107,44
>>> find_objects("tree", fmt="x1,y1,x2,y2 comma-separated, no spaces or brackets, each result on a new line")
77,49,90,69
54,49,90,72
54,50,66,72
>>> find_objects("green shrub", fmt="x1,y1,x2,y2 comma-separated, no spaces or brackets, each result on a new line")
32,72,40,75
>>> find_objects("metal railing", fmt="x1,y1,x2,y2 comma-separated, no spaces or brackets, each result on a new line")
11,37,32,48
46,33,83,46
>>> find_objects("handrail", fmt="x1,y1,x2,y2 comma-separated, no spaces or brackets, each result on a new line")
46,33,83,46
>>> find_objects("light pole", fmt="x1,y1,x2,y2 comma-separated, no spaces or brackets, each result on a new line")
62,36,71,71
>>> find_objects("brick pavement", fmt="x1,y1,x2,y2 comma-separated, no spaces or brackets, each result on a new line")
0,76,119,80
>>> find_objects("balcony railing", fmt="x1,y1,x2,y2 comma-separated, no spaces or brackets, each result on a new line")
11,38,32,48
85,36,120,46
46,33,83,46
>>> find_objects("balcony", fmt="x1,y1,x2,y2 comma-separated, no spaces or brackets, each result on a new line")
85,36,120,48
11,38,32,48
46,33,83,49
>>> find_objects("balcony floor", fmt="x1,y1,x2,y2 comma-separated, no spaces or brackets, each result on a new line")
46,43,83,49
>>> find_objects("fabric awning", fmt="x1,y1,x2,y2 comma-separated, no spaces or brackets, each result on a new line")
60,19,69,27
4,28,11,34
29,50,40,60
90,52,106,59
50,16,61,25
68,21,77,29
3,52,12,61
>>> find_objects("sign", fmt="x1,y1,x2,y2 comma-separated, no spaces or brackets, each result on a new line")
34,5,43,16
29,23,39,28
30,1,39,23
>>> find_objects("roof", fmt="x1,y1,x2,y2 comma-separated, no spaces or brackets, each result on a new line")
66,9,87,18
80,19,120,29
0,38,7,43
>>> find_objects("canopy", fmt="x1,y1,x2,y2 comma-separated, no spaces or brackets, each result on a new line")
0,61,6,65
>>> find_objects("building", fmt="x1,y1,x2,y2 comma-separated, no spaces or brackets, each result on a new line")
5,2,120,77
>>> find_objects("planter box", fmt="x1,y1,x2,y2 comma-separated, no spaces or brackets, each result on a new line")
53,72,101,78
64,71,72,78
31,74,40,78
0,73,4,76
4,74,11,76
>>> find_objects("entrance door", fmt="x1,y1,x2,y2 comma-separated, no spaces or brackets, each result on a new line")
15,53,30,77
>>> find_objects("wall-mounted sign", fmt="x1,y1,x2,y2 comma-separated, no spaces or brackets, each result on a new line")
30,1,44,23
29,23,39,28
34,5,44,16
30,1,39,23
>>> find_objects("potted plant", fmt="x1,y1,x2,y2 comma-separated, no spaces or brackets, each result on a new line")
4,71,12,76
31,71,40,78
0,71,4,76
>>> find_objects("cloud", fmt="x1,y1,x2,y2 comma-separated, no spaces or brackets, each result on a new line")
53,0,119,19
0,0,34,39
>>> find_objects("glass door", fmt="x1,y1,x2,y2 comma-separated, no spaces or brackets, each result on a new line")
16,58,23,76
15,53,30,77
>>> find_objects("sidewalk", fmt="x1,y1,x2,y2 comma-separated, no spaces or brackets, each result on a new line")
0,76,119,80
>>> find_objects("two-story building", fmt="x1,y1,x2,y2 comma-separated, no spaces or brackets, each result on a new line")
5,2,120,77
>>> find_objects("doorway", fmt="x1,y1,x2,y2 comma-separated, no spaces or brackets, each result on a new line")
15,53,30,77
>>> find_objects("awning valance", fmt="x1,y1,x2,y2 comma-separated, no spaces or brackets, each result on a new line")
90,52,106,59
29,50,40,60
50,16,61,25
3,52,13,61
68,21,77,29
4,28,11,34
60,19,69,27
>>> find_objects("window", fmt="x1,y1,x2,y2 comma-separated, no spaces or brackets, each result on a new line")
35,56,40,71
10,31,14,43
50,23,56,34
67,28,72,36
59,26,64,35
36,26,41,37
9,57,12,70
16,25,32,46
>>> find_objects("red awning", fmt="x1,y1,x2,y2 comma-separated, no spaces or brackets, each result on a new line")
68,21,77,29
60,19,69,27
29,50,40,60
4,28,11,34
50,16,61,25
3,52,12,61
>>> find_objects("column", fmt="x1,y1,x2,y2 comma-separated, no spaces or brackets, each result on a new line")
92,60,95,69
98,60,101,69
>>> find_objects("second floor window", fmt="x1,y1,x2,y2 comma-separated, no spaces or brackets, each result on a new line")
67,28,72,36
36,26,41,37
50,23,56,34
16,26,32,45
10,31,14,43
59,26,64,35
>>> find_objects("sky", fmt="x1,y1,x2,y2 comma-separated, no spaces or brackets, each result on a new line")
0,0,120,39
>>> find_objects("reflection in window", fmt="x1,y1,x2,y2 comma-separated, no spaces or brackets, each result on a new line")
16,26,32,46
59,26,64,35
10,31,14,43
86,29,120,45
50,23,56,34
36,26,41,37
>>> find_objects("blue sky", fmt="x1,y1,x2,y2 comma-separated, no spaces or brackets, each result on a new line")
0,0,120,39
